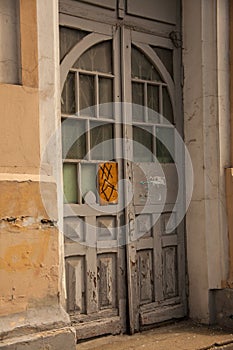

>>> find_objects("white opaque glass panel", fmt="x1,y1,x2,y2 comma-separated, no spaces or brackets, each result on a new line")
90,123,114,160
74,41,112,74
132,82,144,122
153,46,173,78
61,72,76,114
162,87,174,124
133,125,153,162
99,77,113,118
62,119,86,159
131,46,162,81
79,74,95,116
0,0,20,84
148,84,160,122
156,127,174,163
63,163,78,203
81,164,97,202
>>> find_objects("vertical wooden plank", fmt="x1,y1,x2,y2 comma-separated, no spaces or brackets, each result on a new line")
153,216,164,302
121,26,139,333
177,220,187,313
162,246,178,299
138,250,154,305
66,258,76,312
97,254,117,309
85,216,98,314
118,0,125,18
66,256,86,313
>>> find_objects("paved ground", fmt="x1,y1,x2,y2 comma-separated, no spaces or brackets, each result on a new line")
76,320,233,350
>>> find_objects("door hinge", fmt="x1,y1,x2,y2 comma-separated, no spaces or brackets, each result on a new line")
169,31,182,49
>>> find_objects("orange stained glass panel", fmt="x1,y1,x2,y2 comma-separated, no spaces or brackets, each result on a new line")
98,162,118,205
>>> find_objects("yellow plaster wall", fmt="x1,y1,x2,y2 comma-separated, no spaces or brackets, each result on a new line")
20,0,39,88
0,226,59,317
0,180,60,316
0,84,40,171
0,0,61,320
0,0,40,171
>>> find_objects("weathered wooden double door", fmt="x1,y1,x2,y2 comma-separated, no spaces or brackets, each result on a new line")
60,0,186,340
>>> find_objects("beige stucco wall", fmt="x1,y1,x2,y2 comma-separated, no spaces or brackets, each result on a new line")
0,84,40,171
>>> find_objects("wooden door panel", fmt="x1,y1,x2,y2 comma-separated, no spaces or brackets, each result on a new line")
60,0,185,338
127,0,178,24
125,18,186,331
162,246,178,299
79,0,116,10
137,250,154,305
97,253,117,309
66,256,86,313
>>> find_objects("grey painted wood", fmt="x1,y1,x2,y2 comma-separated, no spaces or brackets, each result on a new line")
78,0,116,10
75,316,122,340
60,0,176,38
123,5,186,332
140,304,185,326
127,0,177,25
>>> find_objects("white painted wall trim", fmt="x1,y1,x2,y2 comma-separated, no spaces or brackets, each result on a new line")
183,0,230,322
37,0,67,308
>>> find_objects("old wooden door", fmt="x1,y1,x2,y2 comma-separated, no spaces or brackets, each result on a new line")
60,0,186,339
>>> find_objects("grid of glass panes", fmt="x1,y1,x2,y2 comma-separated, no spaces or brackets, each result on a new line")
61,39,116,204
131,46,174,163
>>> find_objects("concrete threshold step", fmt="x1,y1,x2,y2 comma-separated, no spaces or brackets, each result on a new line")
76,320,233,350
200,340,233,350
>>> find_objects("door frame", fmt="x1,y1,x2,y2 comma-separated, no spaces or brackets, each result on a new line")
59,2,187,337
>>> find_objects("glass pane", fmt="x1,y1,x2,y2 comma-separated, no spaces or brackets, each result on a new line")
60,26,88,62
63,163,77,203
62,119,86,159
153,47,173,78
131,46,162,81
156,127,174,163
74,41,112,74
79,74,95,116
148,84,159,122
132,82,144,122
163,87,174,124
133,126,153,162
81,164,97,202
99,77,113,118
61,72,76,114
90,123,114,160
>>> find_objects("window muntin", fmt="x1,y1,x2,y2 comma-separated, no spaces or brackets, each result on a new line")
131,46,174,163
61,39,116,204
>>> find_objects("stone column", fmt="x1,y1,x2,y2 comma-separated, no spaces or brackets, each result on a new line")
183,0,230,323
